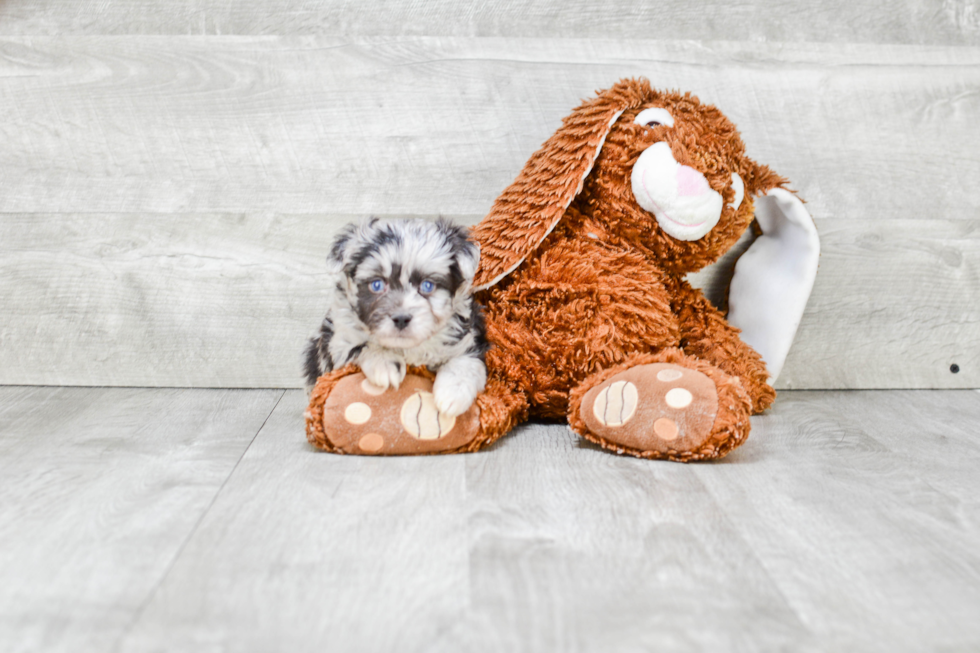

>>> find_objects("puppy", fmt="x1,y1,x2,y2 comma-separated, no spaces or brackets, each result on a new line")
304,218,488,417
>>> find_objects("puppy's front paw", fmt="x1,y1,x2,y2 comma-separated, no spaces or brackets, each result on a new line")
433,377,477,418
360,355,406,390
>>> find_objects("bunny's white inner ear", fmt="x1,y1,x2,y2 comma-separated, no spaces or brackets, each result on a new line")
726,188,820,385
729,173,744,211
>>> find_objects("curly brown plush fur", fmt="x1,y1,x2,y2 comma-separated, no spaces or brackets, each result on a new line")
469,78,784,460
307,77,798,461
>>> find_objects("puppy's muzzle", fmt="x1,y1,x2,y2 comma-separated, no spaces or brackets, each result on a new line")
392,314,413,330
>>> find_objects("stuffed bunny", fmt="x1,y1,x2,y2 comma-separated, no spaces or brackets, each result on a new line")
306,78,819,461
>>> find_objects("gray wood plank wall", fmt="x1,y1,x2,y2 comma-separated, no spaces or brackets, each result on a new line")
1,9,978,389
2,1,979,45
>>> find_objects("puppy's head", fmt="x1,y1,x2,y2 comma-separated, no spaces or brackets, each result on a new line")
329,218,479,349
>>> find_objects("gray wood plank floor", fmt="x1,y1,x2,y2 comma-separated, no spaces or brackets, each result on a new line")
0,386,285,653
2,386,979,652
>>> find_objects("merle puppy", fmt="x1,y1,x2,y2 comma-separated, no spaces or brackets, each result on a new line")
304,218,488,417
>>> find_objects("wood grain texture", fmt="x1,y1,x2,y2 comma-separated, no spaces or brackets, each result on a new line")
1,0,979,45
441,423,810,652
690,389,980,650
117,389,472,652
2,37,977,389
1,213,975,389
777,218,980,390
0,37,978,221
105,388,980,652
0,386,284,653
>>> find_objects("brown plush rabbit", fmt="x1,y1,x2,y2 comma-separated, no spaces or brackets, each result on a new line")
306,78,819,461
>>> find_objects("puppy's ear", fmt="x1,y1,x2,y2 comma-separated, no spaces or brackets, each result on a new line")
454,238,480,286
435,218,481,292
471,79,648,290
327,218,382,276
327,223,358,274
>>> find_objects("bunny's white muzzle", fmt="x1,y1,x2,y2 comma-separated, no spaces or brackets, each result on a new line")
631,142,744,241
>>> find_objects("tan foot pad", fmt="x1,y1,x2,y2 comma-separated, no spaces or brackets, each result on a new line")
581,363,718,455
321,373,481,455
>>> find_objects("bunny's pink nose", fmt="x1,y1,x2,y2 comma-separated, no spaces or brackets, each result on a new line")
676,165,710,197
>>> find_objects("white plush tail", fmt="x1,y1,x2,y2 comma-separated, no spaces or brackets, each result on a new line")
727,188,820,385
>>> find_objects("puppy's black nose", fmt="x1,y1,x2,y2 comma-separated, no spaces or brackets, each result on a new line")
392,314,413,330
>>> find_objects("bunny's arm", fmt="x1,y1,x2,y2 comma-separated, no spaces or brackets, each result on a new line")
668,276,776,414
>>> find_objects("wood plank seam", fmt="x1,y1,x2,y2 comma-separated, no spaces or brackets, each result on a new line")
113,388,286,649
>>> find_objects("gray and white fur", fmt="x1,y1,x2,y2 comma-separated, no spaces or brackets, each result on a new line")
304,218,488,417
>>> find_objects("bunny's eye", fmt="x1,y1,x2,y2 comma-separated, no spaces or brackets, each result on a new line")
369,279,386,293
634,107,675,129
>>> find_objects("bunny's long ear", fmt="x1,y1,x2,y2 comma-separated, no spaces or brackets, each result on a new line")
472,88,636,290
727,188,820,385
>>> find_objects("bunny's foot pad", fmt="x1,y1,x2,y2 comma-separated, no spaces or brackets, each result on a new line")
576,363,725,459
310,372,481,455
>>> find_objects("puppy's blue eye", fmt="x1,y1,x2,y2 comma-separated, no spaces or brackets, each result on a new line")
420,280,435,294
369,279,385,293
